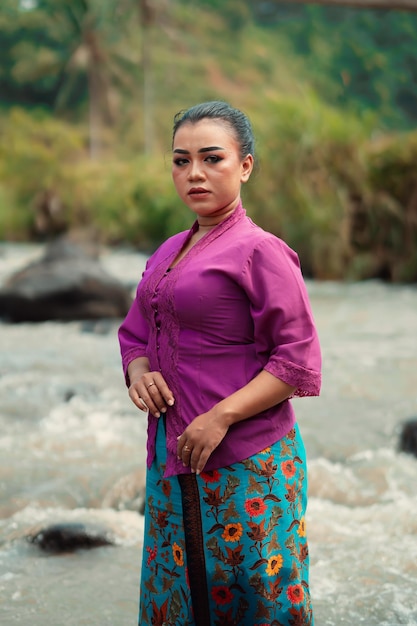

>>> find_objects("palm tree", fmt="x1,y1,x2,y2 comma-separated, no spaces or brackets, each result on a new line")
50,0,120,158
134,0,170,155
13,0,134,158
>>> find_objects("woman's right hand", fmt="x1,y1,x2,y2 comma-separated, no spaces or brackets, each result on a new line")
128,371,175,418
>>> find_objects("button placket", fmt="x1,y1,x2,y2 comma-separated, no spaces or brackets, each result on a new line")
152,269,171,356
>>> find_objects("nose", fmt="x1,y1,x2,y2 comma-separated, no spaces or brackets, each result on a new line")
187,161,205,181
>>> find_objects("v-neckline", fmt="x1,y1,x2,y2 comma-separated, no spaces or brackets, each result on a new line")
167,201,245,271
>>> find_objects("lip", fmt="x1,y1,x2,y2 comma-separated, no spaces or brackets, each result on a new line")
188,187,210,196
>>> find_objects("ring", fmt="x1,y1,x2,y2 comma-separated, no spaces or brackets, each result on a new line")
146,382,155,389
184,445,191,452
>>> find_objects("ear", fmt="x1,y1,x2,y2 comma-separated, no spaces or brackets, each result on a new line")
240,154,254,183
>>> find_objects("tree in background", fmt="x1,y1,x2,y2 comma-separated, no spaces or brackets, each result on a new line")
282,0,417,9
133,0,171,155
248,0,417,128
1,0,136,158
3,0,417,134
1,0,417,280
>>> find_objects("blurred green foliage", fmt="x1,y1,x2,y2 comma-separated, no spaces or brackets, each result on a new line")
0,0,416,281
249,3,417,130
0,108,190,247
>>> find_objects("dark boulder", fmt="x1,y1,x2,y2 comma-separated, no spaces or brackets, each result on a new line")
399,419,417,458
0,238,132,322
27,522,114,553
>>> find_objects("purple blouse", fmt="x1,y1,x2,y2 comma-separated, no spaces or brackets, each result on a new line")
118,202,321,477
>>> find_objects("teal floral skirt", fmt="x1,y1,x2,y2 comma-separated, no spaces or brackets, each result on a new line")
139,418,314,626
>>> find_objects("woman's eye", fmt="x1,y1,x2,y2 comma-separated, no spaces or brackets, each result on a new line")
173,158,188,166
205,155,222,164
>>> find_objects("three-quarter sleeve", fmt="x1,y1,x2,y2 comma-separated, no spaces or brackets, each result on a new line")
241,236,321,397
118,284,150,385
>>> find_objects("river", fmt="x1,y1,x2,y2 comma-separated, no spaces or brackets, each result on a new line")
0,242,416,626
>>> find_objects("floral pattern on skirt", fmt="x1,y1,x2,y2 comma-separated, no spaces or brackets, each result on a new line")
139,419,314,626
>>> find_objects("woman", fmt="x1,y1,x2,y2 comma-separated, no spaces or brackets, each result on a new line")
118,101,321,626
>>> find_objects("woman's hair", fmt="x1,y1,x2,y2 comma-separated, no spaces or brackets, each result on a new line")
172,101,255,162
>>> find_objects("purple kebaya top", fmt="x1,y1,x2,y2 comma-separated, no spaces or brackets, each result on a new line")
118,202,321,477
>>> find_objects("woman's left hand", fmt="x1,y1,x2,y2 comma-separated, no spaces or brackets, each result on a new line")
177,371,296,475
176,409,229,475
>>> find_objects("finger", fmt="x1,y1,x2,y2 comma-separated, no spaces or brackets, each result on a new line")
142,388,162,418
176,435,186,459
144,383,166,416
176,436,194,466
139,379,165,418
143,378,175,417
192,447,213,476
128,387,148,412
181,444,193,466
147,375,175,407
138,397,148,411
188,444,206,473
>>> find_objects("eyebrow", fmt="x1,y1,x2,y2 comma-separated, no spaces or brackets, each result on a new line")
173,146,225,154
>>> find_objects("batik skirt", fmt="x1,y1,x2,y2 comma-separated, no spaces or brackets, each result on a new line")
139,418,314,626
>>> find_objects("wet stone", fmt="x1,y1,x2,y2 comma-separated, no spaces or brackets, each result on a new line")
398,419,417,458
27,522,115,553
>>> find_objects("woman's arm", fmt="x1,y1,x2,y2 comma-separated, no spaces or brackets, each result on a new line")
119,291,175,416
176,370,295,475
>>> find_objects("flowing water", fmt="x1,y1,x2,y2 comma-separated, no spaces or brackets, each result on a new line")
0,243,416,626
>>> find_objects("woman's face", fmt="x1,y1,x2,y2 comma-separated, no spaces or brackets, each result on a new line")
172,119,253,224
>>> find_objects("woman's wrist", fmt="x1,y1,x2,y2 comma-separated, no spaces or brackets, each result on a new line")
127,357,151,385
213,371,296,428
213,400,241,428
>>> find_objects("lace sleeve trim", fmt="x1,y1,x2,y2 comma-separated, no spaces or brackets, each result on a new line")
264,358,321,398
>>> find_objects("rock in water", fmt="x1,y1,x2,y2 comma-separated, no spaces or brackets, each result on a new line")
0,238,132,322
27,522,114,553
399,419,417,458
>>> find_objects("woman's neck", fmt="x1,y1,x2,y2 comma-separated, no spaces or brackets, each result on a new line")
197,222,217,231
197,206,236,230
